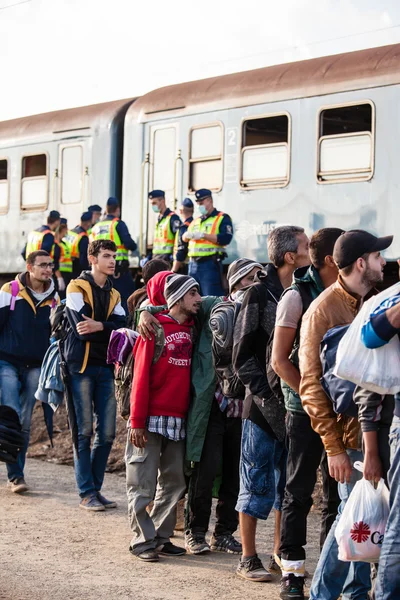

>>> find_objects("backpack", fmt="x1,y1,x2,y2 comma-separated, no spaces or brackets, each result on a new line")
266,280,315,403
114,324,166,420
50,300,69,341
320,324,358,417
210,297,244,399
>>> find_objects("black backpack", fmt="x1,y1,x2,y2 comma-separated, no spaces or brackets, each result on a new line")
50,300,70,341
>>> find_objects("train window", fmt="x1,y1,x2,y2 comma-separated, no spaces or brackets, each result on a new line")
61,145,83,204
241,114,290,188
317,101,374,183
21,153,48,210
0,159,8,214
189,124,223,191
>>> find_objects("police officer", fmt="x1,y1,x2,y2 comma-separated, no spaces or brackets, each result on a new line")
90,197,136,310
88,204,102,226
172,198,194,274
182,189,233,296
57,218,72,296
64,211,92,279
149,190,181,263
23,210,64,294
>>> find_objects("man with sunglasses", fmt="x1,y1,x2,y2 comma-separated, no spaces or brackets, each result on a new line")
0,251,59,493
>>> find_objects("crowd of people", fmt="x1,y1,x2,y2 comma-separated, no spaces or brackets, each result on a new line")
0,188,400,600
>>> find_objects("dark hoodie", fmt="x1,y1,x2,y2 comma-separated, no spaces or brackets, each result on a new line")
130,271,193,429
232,263,284,439
65,271,126,373
0,273,58,367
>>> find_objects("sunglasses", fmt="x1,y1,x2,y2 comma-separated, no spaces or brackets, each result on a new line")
35,262,55,269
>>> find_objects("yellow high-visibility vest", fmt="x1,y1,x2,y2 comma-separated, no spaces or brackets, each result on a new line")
188,212,225,258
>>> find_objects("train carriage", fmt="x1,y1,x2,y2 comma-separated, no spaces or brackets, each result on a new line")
0,98,134,274
122,43,400,268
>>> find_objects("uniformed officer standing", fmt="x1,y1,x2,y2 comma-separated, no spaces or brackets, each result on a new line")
172,198,194,274
149,190,181,264
57,218,72,296
90,197,136,310
63,211,92,279
23,210,64,294
182,189,233,296
88,204,102,226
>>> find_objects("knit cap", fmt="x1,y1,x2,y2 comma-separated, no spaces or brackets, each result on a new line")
227,258,262,292
164,274,199,309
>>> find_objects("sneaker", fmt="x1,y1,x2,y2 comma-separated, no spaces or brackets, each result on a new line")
157,542,186,556
236,555,273,582
7,477,29,494
280,574,305,599
129,547,159,562
79,494,105,511
185,531,211,555
268,554,282,574
210,533,242,554
97,492,117,509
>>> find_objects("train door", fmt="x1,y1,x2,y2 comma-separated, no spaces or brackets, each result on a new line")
145,124,182,247
56,141,90,227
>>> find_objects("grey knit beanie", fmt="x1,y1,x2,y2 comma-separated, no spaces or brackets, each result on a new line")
227,258,262,292
164,274,199,309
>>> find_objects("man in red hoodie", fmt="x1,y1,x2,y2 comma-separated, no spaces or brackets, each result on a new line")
127,273,202,562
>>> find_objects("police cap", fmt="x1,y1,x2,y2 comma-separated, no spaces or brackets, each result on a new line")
81,211,93,222
60,217,68,225
49,210,61,219
106,197,119,207
195,189,212,201
182,197,194,208
148,190,165,200
88,204,102,212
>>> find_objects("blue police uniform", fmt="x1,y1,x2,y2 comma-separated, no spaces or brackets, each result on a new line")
22,225,61,271
187,189,233,296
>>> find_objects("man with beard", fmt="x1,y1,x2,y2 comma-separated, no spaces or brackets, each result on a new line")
299,230,392,600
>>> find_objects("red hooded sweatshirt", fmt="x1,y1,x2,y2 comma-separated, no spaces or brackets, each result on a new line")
130,271,194,429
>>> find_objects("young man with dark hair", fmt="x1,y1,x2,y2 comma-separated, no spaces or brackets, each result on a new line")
299,229,392,600
233,226,310,582
127,273,201,562
65,239,126,511
0,250,59,492
271,228,343,599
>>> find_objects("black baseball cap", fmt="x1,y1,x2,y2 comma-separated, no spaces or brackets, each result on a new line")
333,230,393,269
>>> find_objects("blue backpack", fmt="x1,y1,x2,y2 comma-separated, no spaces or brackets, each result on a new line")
320,325,358,417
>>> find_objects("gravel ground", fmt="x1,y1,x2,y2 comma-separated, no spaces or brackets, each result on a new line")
0,459,321,600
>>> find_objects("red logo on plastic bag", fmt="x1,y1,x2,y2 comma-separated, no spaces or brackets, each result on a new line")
350,521,371,543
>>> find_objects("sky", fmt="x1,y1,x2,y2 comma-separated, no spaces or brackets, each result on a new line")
1,0,400,120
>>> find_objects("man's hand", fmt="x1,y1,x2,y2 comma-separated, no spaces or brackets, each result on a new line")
76,315,104,335
182,231,193,242
138,311,159,340
363,450,383,483
328,452,353,483
130,428,148,448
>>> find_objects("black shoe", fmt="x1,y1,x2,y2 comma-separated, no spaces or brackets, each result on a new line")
268,554,282,574
280,574,305,599
210,533,242,554
129,547,159,562
157,542,186,556
236,555,272,582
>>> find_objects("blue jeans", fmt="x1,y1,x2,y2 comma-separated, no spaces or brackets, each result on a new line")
236,419,287,519
188,259,225,296
310,449,371,600
0,360,40,481
375,415,400,600
70,365,116,497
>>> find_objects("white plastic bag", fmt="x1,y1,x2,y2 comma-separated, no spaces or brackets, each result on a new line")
335,462,390,563
334,282,400,394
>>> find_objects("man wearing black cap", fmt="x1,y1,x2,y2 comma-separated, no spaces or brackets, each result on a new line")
182,189,233,296
172,198,194,274
90,197,137,310
88,205,102,226
299,230,392,600
23,210,63,292
149,190,181,264
64,212,92,279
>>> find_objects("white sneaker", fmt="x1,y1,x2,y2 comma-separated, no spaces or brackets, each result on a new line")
7,477,29,493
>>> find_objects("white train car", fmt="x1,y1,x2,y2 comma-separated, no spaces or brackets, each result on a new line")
0,98,134,274
122,43,400,270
